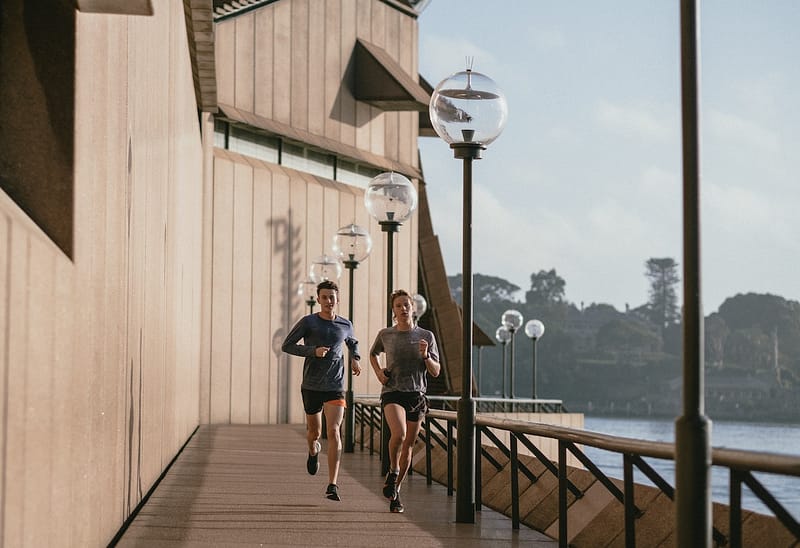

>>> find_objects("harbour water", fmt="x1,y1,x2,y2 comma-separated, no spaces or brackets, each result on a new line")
583,416,800,521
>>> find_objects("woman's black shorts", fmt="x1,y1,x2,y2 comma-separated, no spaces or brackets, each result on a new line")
381,391,428,422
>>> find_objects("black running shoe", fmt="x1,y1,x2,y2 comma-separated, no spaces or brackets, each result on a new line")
389,495,404,513
383,472,398,500
307,440,321,475
326,483,340,501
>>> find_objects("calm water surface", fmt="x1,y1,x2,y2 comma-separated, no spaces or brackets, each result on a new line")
583,416,800,520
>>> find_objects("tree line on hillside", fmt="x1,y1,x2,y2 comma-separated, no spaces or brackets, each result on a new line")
445,258,800,422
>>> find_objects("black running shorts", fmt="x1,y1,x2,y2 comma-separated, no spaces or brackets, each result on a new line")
301,389,346,415
381,391,428,422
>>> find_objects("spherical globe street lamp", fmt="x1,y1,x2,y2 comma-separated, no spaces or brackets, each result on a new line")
332,224,372,453
309,254,342,284
298,279,317,314
495,325,511,399
365,172,417,327
524,320,545,400
411,293,428,321
430,63,507,523
501,309,524,398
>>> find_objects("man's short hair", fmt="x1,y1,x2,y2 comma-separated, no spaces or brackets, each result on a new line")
317,280,339,295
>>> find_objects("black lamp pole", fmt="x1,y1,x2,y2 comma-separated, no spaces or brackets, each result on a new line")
306,298,315,315
509,328,517,399
380,219,400,325
343,256,358,453
676,0,711,545
531,336,538,400
453,137,484,524
379,218,400,474
501,340,508,399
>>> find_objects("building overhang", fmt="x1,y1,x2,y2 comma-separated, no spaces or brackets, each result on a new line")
74,0,153,15
353,39,430,112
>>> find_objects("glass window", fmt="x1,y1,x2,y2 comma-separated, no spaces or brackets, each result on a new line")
214,119,228,148
282,143,334,179
229,126,279,163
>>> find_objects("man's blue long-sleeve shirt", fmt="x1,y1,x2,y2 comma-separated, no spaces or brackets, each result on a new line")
281,313,360,391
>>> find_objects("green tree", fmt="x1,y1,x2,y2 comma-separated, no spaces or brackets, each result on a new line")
447,273,521,304
645,257,680,328
525,269,566,307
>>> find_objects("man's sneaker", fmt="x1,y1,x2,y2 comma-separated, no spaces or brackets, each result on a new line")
307,440,321,475
326,483,340,501
382,472,398,500
389,495,404,513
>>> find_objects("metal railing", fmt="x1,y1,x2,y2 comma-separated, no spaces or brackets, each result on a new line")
353,397,800,548
427,395,567,414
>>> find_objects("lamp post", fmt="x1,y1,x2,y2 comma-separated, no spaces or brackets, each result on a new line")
298,279,317,314
675,1,711,545
501,309,523,399
495,325,510,398
365,171,417,473
365,172,418,326
333,224,372,453
524,319,545,401
430,64,507,523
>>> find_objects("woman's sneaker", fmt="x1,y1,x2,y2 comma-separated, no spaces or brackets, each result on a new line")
389,495,404,513
382,472,398,500
307,441,321,475
326,483,340,501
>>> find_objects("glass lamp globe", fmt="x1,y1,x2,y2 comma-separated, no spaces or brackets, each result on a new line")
429,68,508,146
525,319,545,339
412,293,428,319
298,279,317,302
333,223,372,263
309,254,342,283
495,325,511,344
501,309,524,332
364,172,418,224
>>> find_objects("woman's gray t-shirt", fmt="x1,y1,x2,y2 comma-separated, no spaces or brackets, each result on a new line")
370,325,439,394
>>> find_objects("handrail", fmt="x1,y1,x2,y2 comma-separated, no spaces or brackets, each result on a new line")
353,397,800,547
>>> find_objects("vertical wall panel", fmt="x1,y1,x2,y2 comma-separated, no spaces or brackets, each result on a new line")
3,228,27,548
290,0,309,131
231,165,254,423
0,215,7,545
268,168,291,423
254,8,275,120
354,0,372,152
22,238,54,548
234,14,255,113
250,169,273,423
215,20,235,107
323,0,341,141
339,0,357,146
210,165,234,423
307,0,325,135
272,1,292,125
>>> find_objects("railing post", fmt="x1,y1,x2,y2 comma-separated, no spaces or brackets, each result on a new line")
730,470,742,548
510,434,520,529
475,425,482,512
425,416,432,485
624,454,636,548
447,419,454,496
558,440,568,548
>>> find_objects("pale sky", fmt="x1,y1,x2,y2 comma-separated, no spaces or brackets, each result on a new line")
417,1,799,314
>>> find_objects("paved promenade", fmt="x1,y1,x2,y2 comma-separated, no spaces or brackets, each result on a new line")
113,424,556,547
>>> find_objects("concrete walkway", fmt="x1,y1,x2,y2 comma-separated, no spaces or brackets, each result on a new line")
113,424,557,547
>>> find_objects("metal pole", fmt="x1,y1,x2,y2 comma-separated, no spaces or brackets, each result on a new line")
532,337,538,400
675,1,711,546
501,342,507,398
379,221,399,474
509,330,516,399
344,260,357,453
452,141,483,524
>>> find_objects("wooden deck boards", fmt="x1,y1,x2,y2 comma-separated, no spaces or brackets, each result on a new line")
113,424,556,547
